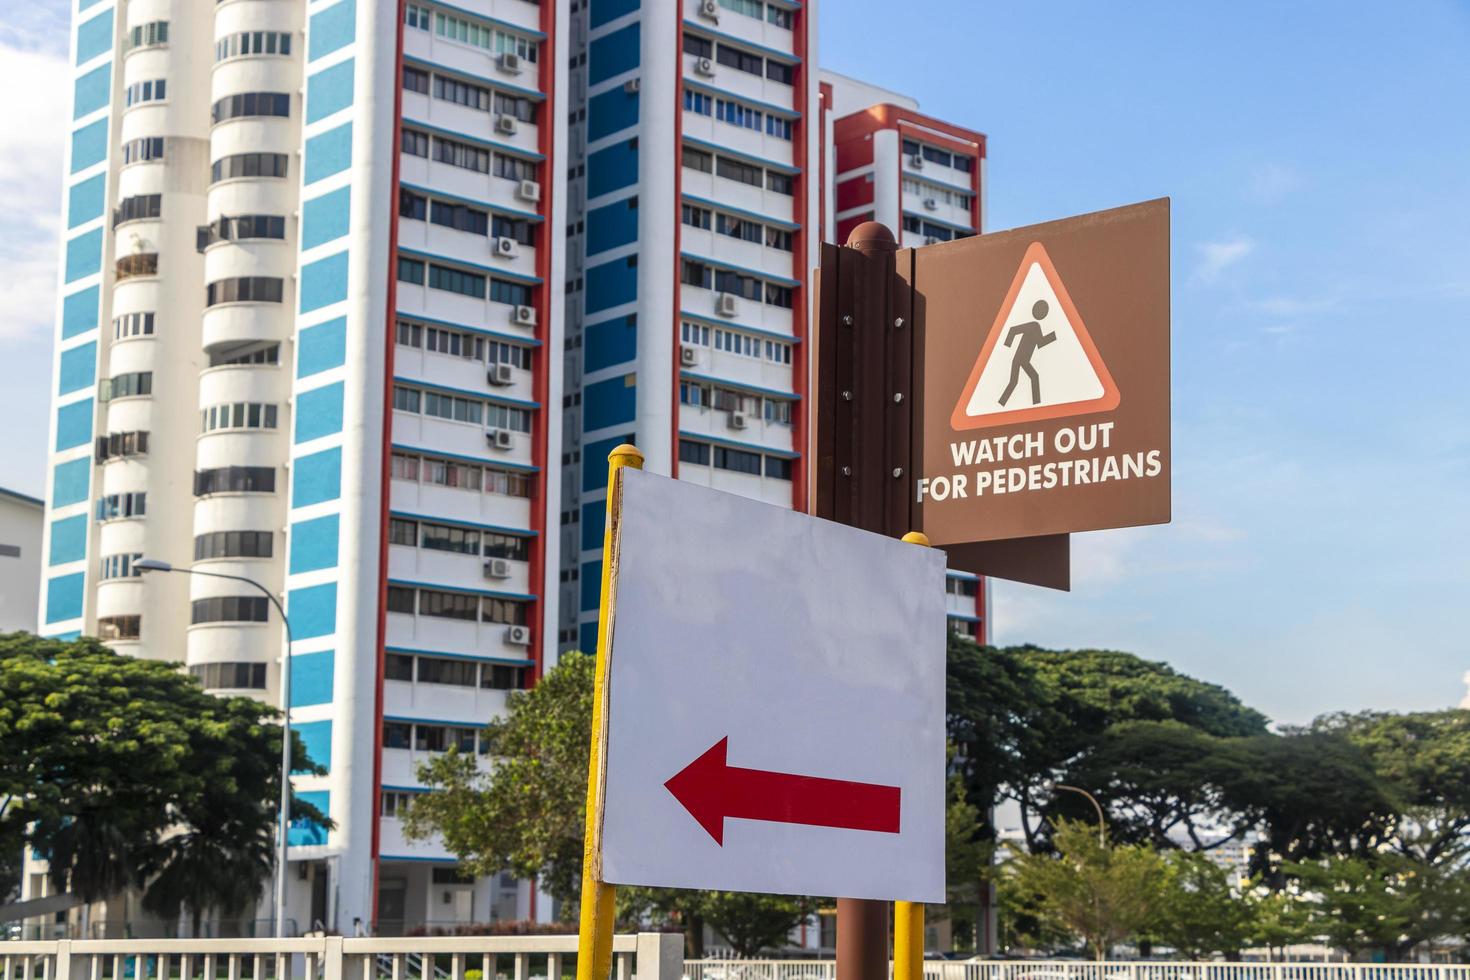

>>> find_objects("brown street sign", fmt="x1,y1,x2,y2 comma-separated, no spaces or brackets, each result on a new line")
906,198,1171,547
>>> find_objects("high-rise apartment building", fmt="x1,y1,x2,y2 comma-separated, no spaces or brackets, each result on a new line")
35,0,566,935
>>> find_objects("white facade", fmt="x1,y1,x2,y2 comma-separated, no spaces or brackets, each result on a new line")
36,0,565,938
0,489,44,632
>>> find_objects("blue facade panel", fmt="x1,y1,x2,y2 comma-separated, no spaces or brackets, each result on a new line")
294,720,333,774
70,120,108,173
57,342,97,395
295,382,345,443
581,433,634,492
589,23,640,85
64,229,103,284
67,175,106,228
580,500,607,552
590,0,640,28
580,560,602,611
75,9,113,64
584,256,637,314
297,317,347,377
292,447,343,506
290,650,335,708
306,59,355,123
584,314,636,373
587,88,638,142
45,573,86,624
289,790,331,846
290,514,340,573
578,620,599,655
61,287,100,339
304,123,353,184
583,375,636,430
55,400,94,450
289,582,338,640
52,458,90,507
48,515,88,566
300,252,349,312
301,187,352,250
308,0,356,61
72,64,111,119
585,196,639,256
587,139,639,199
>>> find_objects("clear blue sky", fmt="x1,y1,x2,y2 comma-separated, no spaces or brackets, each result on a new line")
2,1,1466,723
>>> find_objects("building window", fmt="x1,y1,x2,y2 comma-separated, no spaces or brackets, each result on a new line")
206,277,284,306
113,312,155,339
715,446,761,476
191,595,271,625
95,430,149,462
381,790,416,817
682,204,712,230
766,60,793,85
403,65,430,95
388,518,417,546
483,533,529,561
493,155,536,182
125,79,167,107
383,721,412,748
194,530,273,560
717,0,763,18
404,4,431,30
386,586,415,614
767,171,794,195
200,214,287,246
421,522,480,556
678,440,710,466
127,21,169,50
211,152,288,182
194,466,275,496
715,99,762,132
215,30,291,61
432,11,539,63
212,91,291,124
96,492,146,520
947,577,980,598
97,615,141,641
397,257,425,285
98,552,143,580
200,402,279,433
209,343,280,367
190,662,267,690
116,253,159,281
418,588,480,622
417,656,477,687
683,33,713,59
481,664,523,690
99,371,152,401
432,135,491,174
683,90,712,116
682,147,713,173
385,653,414,680
431,200,490,236
767,5,792,28
715,44,762,77
401,129,430,158
114,194,162,227
122,137,165,165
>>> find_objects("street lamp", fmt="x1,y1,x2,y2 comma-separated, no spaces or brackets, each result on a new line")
135,558,294,938
1043,781,1107,846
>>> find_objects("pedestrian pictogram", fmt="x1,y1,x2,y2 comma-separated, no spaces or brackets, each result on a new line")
950,241,1120,431
665,736,902,846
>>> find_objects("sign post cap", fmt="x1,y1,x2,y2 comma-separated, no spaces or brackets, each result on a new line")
607,444,645,468
845,221,897,255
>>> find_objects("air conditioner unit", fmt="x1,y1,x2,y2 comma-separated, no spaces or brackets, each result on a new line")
699,0,719,20
923,197,938,211
680,345,699,366
494,236,519,258
623,78,641,94
504,625,531,646
695,57,716,78
516,179,542,203
488,363,515,386
483,558,511,580
909,154,925,169
715,293,738,317
729,412,748,430
512,304,537,327
496,115,518,136
488,428,514,450
498,52,522,74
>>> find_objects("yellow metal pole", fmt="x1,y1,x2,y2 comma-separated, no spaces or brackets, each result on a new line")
894,531,930,980
577,444,645,980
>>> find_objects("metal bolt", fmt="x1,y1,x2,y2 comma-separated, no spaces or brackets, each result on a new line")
893,393,904,404
892,467,904,478
841,466,852,476
841,390,852,401
894,317,905,329
842,314,854,326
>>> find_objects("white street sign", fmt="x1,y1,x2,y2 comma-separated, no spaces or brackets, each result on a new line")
598,469,948,902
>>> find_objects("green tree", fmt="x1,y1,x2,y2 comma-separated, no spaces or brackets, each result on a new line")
0,632,325,925
1146,851,1252,959
1002,819,1166,959
1286,853,1470,960
1242,887,1313,958
405,652,818,954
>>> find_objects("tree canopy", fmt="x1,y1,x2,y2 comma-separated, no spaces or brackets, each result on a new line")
0,631,325,925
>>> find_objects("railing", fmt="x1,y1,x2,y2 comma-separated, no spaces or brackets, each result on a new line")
683,963,1470,980
0,934,684,980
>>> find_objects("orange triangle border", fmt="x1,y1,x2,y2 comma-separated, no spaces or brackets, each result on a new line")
949,242,1121,431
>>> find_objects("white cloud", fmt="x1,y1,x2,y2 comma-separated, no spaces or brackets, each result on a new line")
1192,237,1254,283
1246,164,1303,205
1462,671,1470,710
0,43,68,342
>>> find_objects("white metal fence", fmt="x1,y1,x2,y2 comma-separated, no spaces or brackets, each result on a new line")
682,963,1470,980
0,934,684,980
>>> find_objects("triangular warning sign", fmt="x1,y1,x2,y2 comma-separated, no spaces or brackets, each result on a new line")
951,242,1120,431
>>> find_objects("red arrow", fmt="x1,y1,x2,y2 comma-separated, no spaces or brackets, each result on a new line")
664,736,901,845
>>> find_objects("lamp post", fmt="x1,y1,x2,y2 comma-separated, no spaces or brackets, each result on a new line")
135,559,294,938
1046,781,1107,846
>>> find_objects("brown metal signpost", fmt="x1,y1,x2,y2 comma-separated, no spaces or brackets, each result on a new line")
809,200,1170,977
